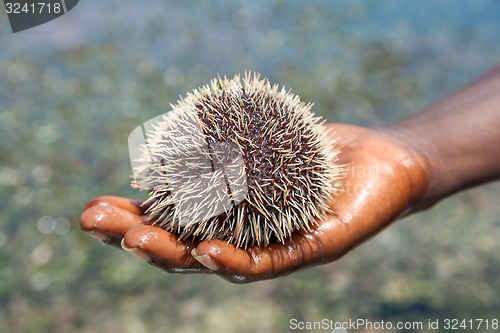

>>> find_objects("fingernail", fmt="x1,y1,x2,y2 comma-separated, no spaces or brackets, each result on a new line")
87,230,108,241
121,239,151,262
83,198,101,210
191,248,219,271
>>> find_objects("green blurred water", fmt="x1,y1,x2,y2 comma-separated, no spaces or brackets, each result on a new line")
0,1,500,332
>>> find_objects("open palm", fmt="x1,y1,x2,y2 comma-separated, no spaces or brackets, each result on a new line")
80,123,429,283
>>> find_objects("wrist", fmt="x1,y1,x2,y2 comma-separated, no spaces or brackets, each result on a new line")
381,123,436,212
386,65,500,212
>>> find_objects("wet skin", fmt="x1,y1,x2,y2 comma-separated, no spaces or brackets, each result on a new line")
80,123,429,283
80,64,500,283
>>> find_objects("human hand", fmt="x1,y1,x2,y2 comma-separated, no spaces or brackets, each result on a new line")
80,123,429,283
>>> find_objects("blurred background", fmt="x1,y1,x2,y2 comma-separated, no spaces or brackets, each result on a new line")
1,0,499,332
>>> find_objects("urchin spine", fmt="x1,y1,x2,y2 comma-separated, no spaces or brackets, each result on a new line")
132,72,343,249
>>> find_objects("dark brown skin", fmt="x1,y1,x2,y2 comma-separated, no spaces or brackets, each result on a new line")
80,64,500,283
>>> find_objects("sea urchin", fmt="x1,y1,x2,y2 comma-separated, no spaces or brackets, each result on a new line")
131,72,343,249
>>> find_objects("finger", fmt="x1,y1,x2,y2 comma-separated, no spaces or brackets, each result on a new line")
83,196,146,215
80,204,145,246
121,225,210,273
192,225,342,283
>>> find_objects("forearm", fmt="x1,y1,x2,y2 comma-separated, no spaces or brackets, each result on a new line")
386,64,500,210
